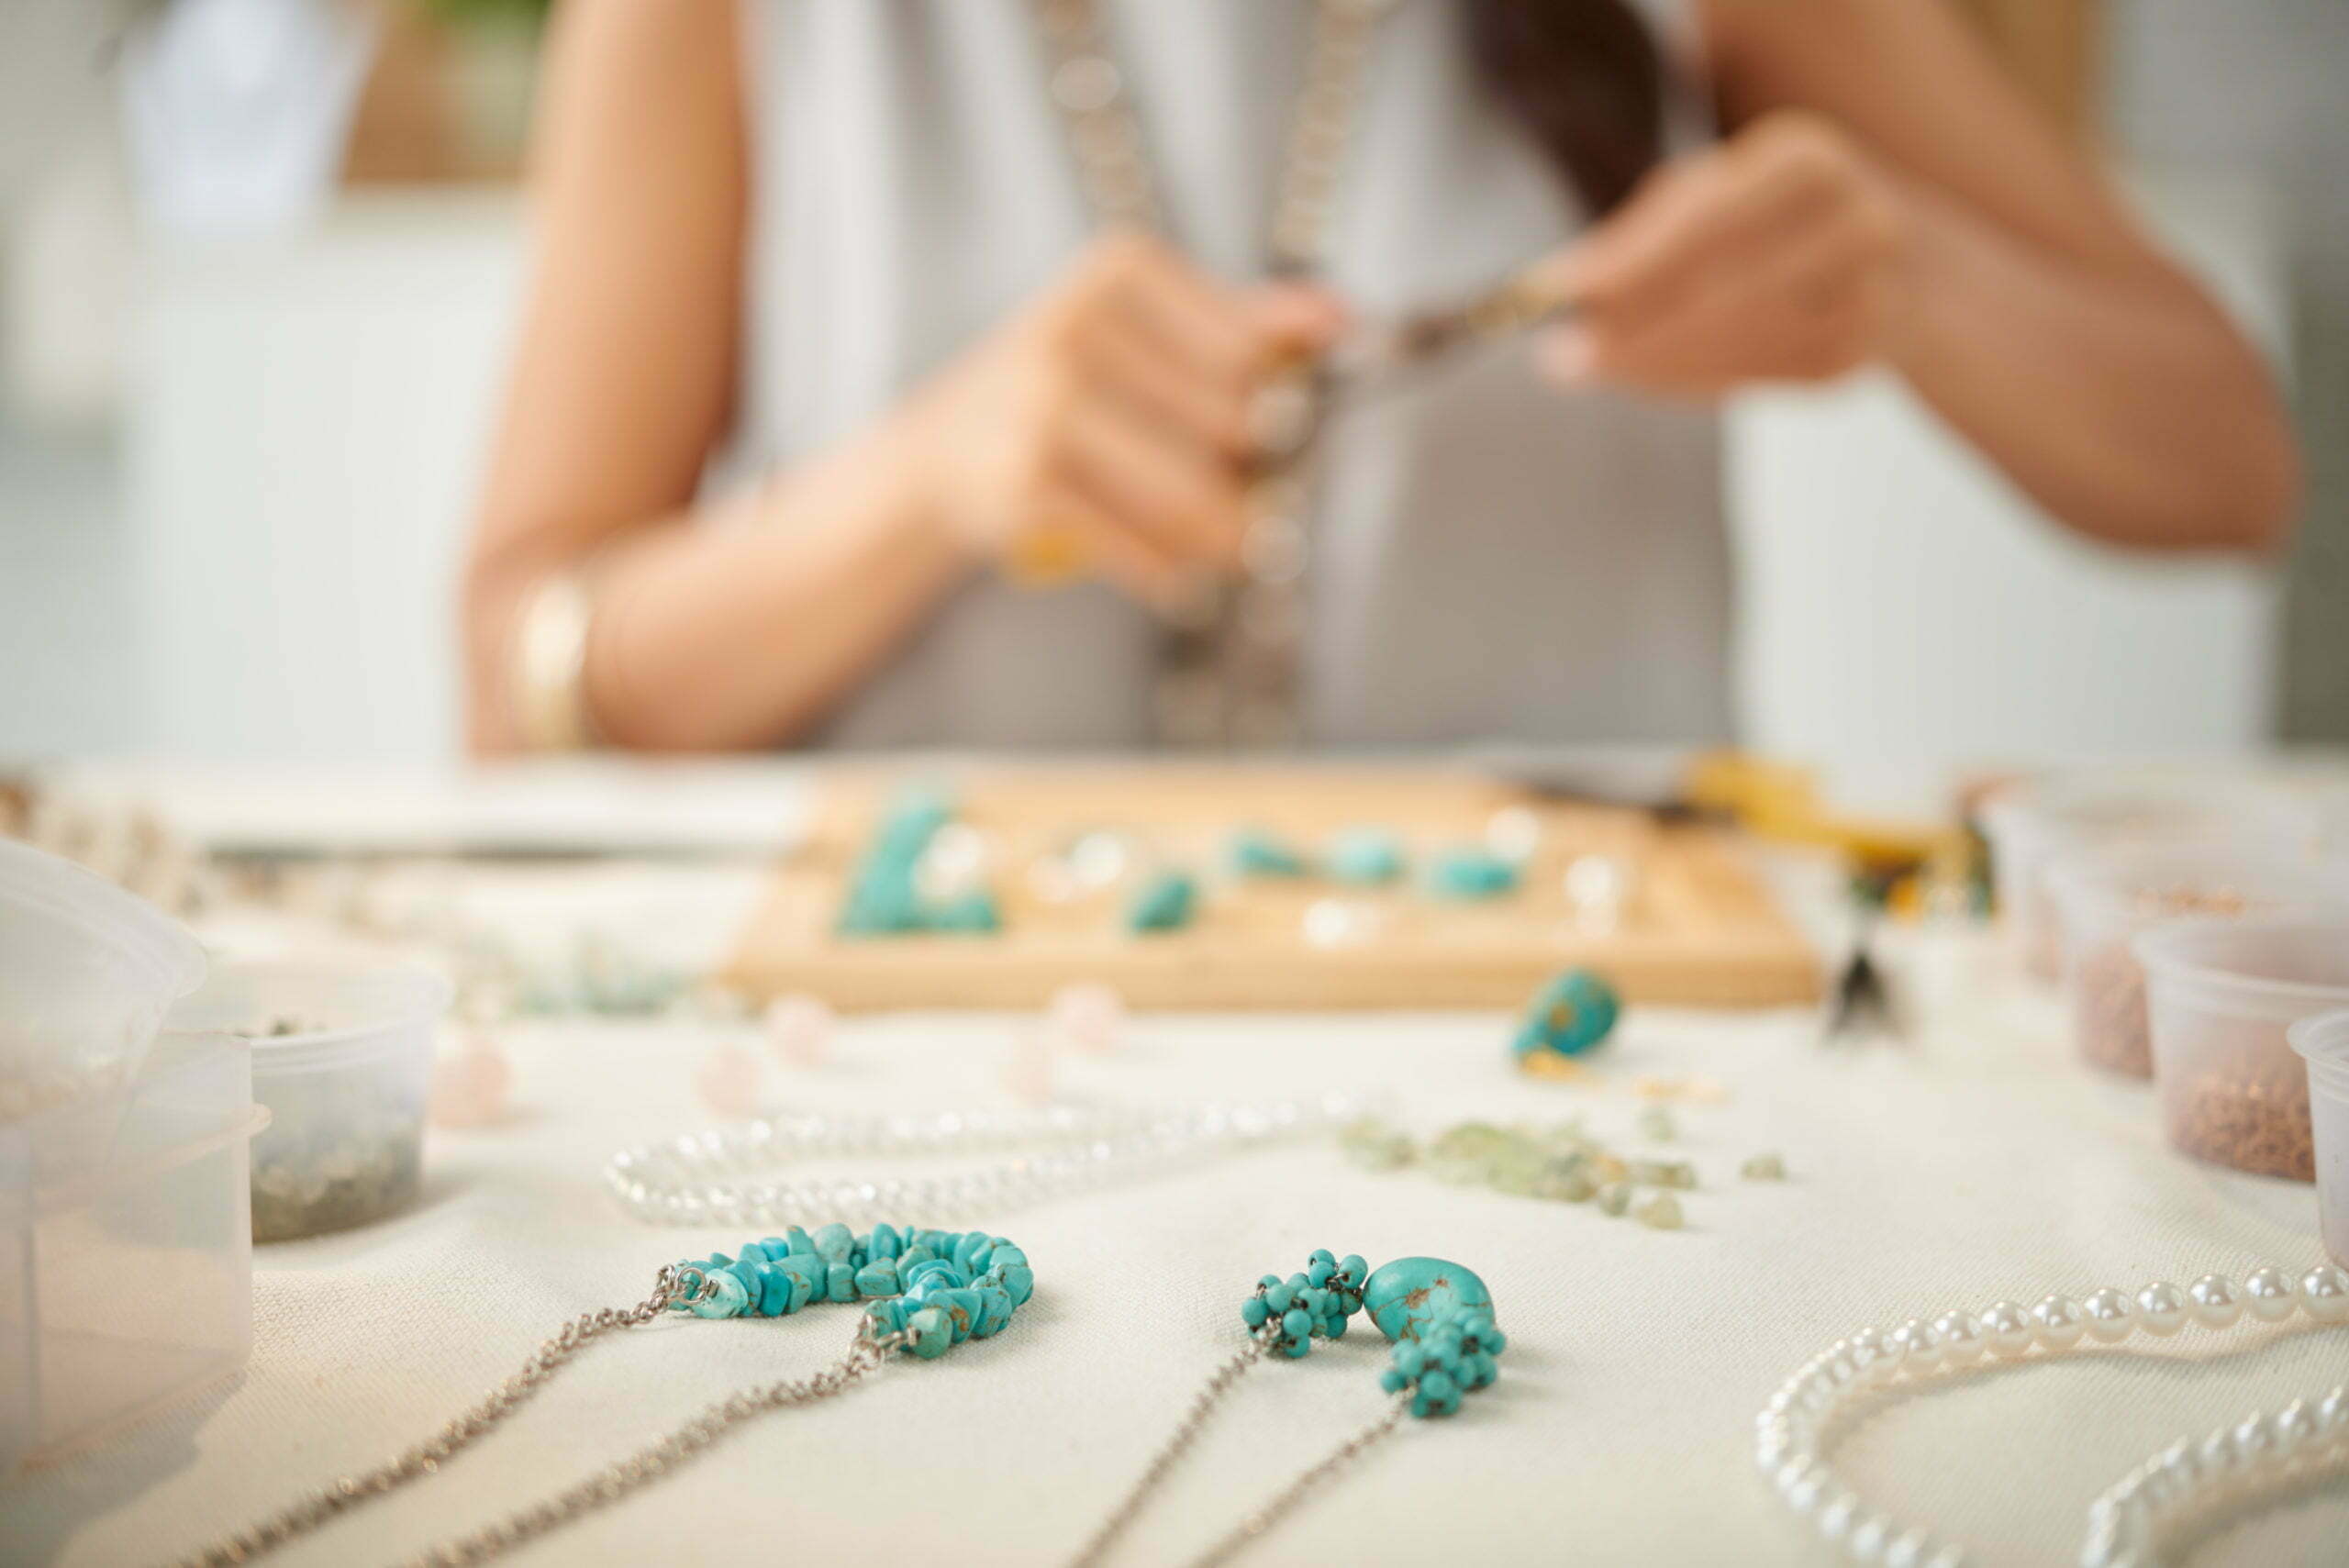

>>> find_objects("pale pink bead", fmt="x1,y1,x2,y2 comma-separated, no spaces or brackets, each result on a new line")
428,1034,514,1129
762,993,835,1069
1048,981,1126,1056
1002,1032,1055,1107
695,1041,765,1119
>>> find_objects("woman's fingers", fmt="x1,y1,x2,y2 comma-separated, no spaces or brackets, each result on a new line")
1028,484,1192,611
1552,114,1869,331
1083,314,1253,460
1062,395,1247,569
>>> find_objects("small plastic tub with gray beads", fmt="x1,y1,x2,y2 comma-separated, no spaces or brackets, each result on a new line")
169,959,451,1241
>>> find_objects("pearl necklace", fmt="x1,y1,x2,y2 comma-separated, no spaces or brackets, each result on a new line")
606,1094,1368,1228
1757,1261,2349,1568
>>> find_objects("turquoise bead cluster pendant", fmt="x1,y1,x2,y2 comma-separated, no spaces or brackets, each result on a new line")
1243,1252,1504,1418
673,1223,1033,1361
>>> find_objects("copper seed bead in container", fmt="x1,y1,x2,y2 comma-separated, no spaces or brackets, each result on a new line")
2137,916,2349,1182
2048,846,2349,1080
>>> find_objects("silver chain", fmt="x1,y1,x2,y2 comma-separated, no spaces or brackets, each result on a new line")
1066,1329,1275,1568
1066,1324,1414,1568
1184,1395,1410,1568
1030,0,1388,747
167,1266,903,1568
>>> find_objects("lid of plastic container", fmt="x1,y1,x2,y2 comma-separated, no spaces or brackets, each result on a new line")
0,840,206,1000
2289,1007,2349,1067
168,958,453,1073
2133,915,2349,1018
2045,846,2349,920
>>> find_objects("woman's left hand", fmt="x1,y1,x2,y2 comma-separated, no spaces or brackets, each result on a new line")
1538,110,1915,400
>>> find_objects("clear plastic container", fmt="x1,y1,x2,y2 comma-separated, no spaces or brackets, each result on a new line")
1982,777,2322,984
2288,1009,2349,1268
2047,848,2349,1078
2,1030,264,1471
2137,916,2349,1180
0,840,206,1128
168,960,452,1242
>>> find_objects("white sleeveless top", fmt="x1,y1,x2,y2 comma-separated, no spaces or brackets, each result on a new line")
729,0,1732,748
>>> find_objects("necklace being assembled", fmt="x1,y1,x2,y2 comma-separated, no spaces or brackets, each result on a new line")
170,1225,1035,1568
1030,0,1390,747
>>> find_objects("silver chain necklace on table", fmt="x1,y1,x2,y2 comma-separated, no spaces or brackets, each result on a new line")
168,1264,909,1568
1031,0,1392,749
604,1093,1368,1228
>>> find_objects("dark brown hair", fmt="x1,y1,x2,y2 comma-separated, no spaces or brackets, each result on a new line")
1464,0,1667,217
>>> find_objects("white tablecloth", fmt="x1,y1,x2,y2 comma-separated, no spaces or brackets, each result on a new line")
8,938,2344,1567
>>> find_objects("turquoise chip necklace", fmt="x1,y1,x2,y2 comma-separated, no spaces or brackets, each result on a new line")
1067,1249,1506,1567
166,1227,1032,1568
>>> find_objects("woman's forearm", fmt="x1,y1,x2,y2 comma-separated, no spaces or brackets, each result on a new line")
1885,180,2301,552
582,416,972,751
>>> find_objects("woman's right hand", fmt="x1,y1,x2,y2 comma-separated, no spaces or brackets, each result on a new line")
898,232,1346,614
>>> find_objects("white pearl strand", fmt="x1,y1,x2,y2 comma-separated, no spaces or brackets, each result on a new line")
1757,1262,2349,1568
607,1094,1367,1227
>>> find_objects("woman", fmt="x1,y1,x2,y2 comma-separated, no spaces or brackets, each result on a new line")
463,0,2300,754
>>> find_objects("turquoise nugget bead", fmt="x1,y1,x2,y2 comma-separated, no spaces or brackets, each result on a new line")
1362,1259,1495,1344
864,1298,908,1338
855,1261,900,1298
904,1260,964,1292
995,1262,1033,1307
1228,828,1309,878
926,890,1001,933
986,1245,1026,1270
691,1270,751,1319
898,1242,936,1269
1511,968,1620,1058
755,1265,792,1317
970,1284,1014,1339
1126,871,1197,933
1328,828,1404,884
735,1240,769,1265
932,1287,980,1341
812,1223,854,1262
952,1233,987,1271
867,1224,900,1261
1428,849,1519,900
907,1306,953,1360
825,1263,858,1304
783,1227,816,1257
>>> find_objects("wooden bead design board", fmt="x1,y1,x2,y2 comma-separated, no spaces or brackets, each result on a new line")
724,766,1821,1011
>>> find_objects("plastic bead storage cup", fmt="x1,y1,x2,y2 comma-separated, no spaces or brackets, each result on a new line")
2,1031,264,1472
2288,1010,2349,1268
168,960,452,1242
2047,848,2349,1078
2137,917,2349,1181
1982,778,2321,985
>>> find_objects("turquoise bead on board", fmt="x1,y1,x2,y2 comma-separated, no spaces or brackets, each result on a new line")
1227,828,1310,878
1428,849,1519,900
1362,1258,1495,1343
1327,828,1405,885
1126,871,1198,933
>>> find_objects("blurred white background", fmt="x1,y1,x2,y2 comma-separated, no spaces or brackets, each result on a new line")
0,0,2341,785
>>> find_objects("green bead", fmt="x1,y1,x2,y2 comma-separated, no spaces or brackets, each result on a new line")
1362,1258,1495,1345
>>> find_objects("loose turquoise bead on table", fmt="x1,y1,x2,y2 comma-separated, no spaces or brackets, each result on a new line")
1511,968,1620,1059
1362,1258,1495,1344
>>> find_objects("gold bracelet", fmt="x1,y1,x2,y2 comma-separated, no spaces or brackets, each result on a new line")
508,571,601,752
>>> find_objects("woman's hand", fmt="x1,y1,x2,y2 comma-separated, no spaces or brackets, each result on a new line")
900,231,1345,613
1539,111,1914,400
